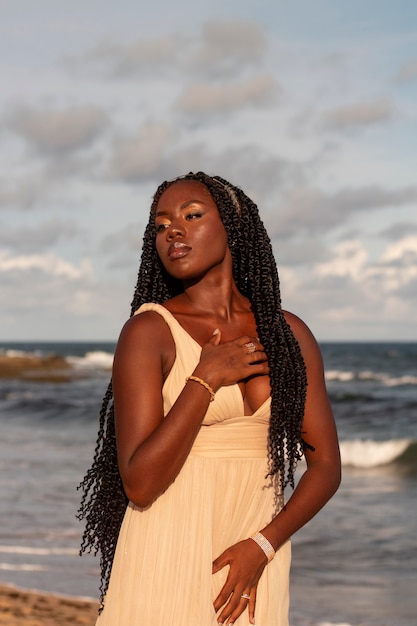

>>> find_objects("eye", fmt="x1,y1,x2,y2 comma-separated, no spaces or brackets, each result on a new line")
155,222,169,233
185,212,203,221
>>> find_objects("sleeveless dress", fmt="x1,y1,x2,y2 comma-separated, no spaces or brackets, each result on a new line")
96,303,291,626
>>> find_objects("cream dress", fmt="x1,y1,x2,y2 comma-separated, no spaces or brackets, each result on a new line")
96,303,291,626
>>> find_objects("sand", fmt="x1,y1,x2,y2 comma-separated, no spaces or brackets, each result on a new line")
0,584,99,626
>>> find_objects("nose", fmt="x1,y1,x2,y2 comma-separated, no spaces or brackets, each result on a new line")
166,219,185,239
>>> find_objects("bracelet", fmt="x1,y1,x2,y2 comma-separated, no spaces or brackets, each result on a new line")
250,532,275,562
185,376,215,402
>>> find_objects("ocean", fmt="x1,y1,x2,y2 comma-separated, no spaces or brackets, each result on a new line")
0,340,416,626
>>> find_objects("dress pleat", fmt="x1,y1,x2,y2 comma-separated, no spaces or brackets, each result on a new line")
96,303,290,626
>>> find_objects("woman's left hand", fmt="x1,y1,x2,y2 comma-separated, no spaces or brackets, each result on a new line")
212,539,268,625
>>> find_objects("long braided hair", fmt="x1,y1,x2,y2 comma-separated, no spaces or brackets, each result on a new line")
78,171,308,605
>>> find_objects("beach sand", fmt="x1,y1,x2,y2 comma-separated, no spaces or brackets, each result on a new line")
0,584,99,626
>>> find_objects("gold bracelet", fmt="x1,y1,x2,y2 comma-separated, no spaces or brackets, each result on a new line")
250,531,275,562
185,376,215,402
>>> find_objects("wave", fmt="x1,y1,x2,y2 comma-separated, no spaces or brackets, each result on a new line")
291,614,378,626
326,369,417,387
315,623,355,626
0,546,78,556
340,438,416,468
2,348,43,358
0,563,48,571
2,347,114,370
0,348,113,381
66,351,113,370
291,622,360,626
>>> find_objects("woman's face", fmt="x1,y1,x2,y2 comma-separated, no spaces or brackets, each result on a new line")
154,180,231,282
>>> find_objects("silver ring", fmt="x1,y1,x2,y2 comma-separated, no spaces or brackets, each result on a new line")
244,342,256,354
241,593,250,600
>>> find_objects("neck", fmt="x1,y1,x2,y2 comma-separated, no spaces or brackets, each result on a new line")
182,279,246,321
172,248,249,320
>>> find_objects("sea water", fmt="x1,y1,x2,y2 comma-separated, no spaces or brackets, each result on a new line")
0,341,416,626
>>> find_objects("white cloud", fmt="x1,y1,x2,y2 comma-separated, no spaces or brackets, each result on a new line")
315,237,417,298
315,240,368,279
380,235,417,261
1,4,416,340
0,251,93,280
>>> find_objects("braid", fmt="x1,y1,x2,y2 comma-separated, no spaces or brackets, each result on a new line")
77,171,307,606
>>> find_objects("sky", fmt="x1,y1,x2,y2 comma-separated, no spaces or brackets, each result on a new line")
1,0,416,342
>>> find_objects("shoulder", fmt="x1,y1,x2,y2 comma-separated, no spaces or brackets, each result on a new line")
120,309,171,343
114,309,175,371
282,310,323,369
282,310,315,343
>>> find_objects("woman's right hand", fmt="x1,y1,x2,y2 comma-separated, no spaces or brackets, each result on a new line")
113,316,269,507
194,329,270,392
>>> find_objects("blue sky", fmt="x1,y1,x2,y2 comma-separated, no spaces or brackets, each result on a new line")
1,0,416,341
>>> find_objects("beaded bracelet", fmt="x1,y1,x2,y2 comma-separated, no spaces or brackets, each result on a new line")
250,531,275,562
185,376,215,402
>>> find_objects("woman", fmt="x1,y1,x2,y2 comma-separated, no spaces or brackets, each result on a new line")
78,172,341,626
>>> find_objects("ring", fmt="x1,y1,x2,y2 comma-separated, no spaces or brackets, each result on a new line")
241,593,250,600
244,342,256,354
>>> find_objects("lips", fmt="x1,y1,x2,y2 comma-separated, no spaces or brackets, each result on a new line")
167,241,192,260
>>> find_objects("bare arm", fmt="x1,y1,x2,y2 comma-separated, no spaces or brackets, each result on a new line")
213,312,341,624
260,311,341,547
113,311,269,508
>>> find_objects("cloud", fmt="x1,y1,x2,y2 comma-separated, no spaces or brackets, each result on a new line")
379,235,417,267
99,223,144,270
272,237,328,267
379,221,417,240
107,129,299,194
0,251,93,280
315,239,368,280
0,177,51,210
275,233,417,340
315,236,417,298
394,60,417,83
0,253,99,337
0,218,81,252
322,98,395,130
193,20,266,76
65,33,185,78
210,147,304,199
64,20,267,80
176,75,280,115
109,122,172,182
7,105,107,157
269,184,417,238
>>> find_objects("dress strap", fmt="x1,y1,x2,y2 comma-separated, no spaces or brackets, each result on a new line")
134,302,201,358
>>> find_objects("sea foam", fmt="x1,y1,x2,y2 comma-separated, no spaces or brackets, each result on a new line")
66,351,113,370
326,369,417,386
340,438,412,468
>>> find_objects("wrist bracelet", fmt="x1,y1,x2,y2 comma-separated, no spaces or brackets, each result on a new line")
186,376,215,402
250,531,275,562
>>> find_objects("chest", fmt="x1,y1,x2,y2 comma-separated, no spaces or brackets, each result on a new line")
174,313,270,416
